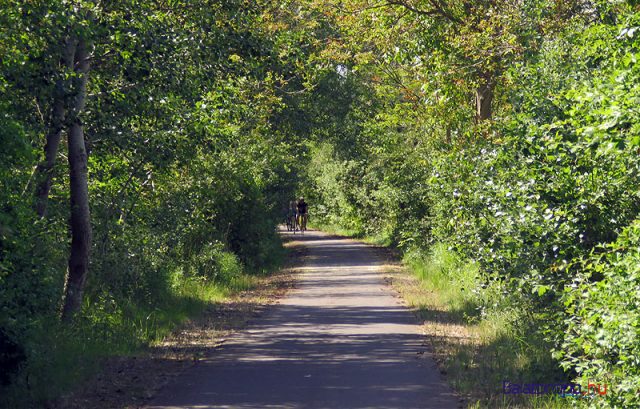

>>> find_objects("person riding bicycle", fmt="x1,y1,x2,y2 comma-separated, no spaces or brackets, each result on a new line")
287,200,297,231
296,197,308,231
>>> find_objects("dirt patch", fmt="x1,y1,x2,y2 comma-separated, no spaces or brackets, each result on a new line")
53,239,305,409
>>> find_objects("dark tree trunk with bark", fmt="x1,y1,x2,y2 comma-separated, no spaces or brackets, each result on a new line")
61,38,92,321
34,96,64,217
34,39,75,217
475,78,495,122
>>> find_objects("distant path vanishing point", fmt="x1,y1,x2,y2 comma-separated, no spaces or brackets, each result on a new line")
147,229,459,409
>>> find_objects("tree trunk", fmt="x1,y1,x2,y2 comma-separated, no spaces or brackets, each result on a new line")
475,78,494,122
34,97,64,217
61,38,92,322
34,39,75,217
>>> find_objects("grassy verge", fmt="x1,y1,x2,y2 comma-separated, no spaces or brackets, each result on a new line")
394,244,570,408
1,243,292,408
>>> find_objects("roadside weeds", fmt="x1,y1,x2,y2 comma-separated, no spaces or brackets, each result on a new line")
376,245,567,409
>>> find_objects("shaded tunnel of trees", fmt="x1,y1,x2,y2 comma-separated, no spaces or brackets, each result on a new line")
1,1,640,407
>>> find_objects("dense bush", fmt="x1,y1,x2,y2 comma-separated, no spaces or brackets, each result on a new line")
557,220,640,408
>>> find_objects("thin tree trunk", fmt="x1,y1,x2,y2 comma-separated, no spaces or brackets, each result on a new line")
61,38,92,321
34,39,75,217
475,78,494,122
34,96,64,217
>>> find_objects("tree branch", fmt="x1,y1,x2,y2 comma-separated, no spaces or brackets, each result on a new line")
387,0,462,24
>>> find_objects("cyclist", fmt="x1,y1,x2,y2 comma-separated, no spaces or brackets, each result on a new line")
296,197,308,232
287,200,297,231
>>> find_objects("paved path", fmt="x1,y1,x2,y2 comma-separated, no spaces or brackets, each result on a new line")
147,230,458,409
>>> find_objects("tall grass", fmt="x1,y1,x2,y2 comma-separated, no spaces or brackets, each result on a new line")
404,244,482,320
400,244,569,408
0,248,259,408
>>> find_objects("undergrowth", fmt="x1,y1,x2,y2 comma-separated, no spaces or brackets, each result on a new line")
401,244,572,408
0,246,274,408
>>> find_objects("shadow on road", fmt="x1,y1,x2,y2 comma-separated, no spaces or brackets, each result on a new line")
147,230,459,409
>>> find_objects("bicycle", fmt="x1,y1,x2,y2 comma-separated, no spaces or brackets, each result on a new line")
285,213,295,231
297,213,308,233
287,213,296,233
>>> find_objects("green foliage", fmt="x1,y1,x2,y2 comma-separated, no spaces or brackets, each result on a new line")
3,258,247,407
304,0,640,404
556,220,640,408
404,244,565,407
2,0,640,405
404,244,484,319
0,0,329,404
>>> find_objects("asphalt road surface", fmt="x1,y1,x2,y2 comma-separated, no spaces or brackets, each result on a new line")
147,230,458,409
